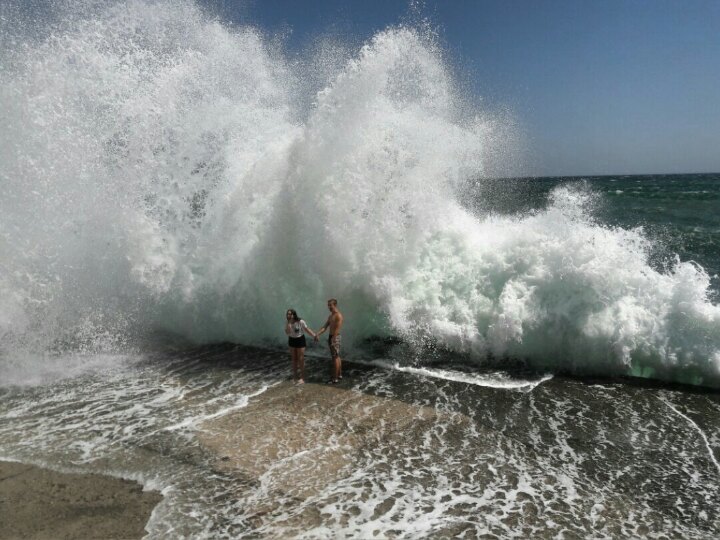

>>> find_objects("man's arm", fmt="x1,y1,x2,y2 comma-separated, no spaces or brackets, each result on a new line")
314,317,329,342
316,316,331,336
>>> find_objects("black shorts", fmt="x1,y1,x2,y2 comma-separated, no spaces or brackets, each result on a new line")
288,335,306,348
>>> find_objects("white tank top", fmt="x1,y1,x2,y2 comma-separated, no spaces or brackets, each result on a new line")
287,319,308,338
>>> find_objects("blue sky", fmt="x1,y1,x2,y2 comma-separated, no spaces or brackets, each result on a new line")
214,0,720,176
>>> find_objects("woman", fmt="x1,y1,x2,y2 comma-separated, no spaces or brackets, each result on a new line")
285,308,317,385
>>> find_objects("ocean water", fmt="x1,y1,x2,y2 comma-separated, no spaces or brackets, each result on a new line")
1,1,720,537
2,347,720,538
472,174,720,299
2,0,719,386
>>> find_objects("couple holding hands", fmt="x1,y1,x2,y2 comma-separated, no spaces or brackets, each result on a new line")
285,298,344,385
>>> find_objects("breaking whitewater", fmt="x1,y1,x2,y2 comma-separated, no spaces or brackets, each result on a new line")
2,1,720,538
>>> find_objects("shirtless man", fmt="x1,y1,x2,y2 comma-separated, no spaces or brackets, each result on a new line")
315,298,344,384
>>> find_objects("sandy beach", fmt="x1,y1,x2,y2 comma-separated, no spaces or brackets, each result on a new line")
0,460,162,539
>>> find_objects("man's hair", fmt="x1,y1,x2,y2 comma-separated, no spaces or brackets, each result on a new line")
327,298,338,306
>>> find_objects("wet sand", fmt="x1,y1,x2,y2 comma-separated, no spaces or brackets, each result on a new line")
2,345,719,537
0,460,162,540
195,379,475,531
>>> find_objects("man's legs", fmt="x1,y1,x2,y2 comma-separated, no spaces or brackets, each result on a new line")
334,335,342,381
334,355,341,382
328,337,341,383
327,342,335,383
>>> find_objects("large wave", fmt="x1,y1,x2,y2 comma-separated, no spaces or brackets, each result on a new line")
1,0,719,385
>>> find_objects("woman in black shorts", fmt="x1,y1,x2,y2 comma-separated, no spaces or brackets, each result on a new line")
285,309,317,385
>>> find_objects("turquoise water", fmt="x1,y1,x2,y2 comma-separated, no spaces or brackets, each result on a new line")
472,173,720,296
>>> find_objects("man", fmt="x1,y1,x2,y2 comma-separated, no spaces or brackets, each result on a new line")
315,298,344,384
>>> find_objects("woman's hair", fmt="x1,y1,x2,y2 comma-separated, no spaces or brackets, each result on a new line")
286,308,300,322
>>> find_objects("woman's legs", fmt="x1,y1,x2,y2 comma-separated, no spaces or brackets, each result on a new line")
290,347,299,381
297,348,305,383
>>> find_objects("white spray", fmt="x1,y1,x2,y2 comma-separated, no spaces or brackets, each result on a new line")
1,0,719,385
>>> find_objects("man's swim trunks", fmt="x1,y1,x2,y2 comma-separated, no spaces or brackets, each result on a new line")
328,334,341,358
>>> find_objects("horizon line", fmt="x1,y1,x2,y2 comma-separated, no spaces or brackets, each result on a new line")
487,171,720,181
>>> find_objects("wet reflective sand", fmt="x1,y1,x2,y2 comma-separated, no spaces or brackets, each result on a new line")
1,345,719,538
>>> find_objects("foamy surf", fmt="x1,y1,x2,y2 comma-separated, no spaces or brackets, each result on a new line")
360,359,553,391
1,0,719,388
1,345,719,538
163,384,274,432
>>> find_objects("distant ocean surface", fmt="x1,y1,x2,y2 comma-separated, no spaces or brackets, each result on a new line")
474,173,720,297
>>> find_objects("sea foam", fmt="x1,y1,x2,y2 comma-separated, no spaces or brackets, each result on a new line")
1,0,719,385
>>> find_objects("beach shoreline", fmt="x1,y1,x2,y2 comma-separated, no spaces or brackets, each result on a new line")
0,460,162,540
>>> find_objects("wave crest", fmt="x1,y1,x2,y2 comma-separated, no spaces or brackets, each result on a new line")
1,0,718,385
